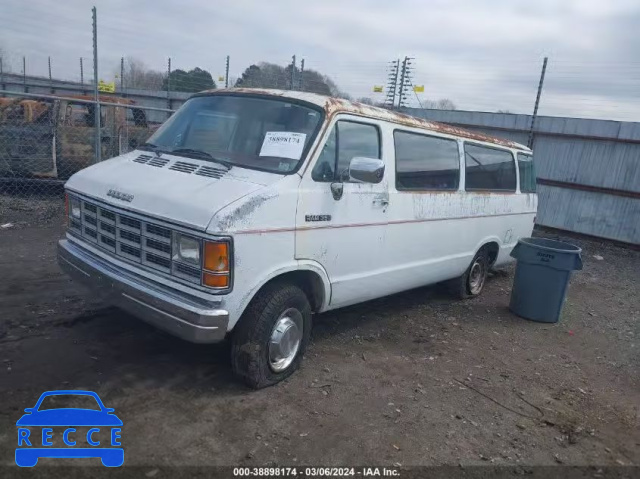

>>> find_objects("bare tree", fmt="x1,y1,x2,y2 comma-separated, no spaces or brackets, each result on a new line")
119,57,164,91
435,98,456,110
0,44,12,72
356,97,374,105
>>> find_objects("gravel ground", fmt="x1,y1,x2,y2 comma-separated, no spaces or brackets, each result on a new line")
0,195,638,472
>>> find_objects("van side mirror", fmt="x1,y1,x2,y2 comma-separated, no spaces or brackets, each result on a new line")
349,157,385,184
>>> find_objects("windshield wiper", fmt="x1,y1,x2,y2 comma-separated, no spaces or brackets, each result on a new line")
138,142,163,152
170,148,232,169
137,142,175,156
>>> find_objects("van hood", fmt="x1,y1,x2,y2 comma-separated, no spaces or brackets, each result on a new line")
65,150,282,231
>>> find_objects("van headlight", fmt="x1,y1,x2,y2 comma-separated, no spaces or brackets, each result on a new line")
70,197,81,219
172,233,200,266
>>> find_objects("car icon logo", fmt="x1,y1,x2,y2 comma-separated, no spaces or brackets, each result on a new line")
15,390,123,467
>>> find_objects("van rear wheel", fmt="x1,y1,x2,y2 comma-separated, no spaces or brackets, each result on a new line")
449,248,489,299
231,281,312,389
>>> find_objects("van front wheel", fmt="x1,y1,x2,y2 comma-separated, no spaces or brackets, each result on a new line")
231,282,312,389
449,248,489,299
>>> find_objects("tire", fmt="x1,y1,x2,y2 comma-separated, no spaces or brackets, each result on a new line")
231,281,312,389
448,248,489,299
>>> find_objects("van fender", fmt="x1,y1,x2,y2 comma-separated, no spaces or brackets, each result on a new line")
230,260,332,329
470,234,504,266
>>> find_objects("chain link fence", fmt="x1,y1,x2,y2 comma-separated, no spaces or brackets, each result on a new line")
0,90,171,197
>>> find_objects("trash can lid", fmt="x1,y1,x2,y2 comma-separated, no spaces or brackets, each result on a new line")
517,237,582,254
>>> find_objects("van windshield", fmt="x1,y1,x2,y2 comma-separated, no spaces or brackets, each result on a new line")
144,95,324,174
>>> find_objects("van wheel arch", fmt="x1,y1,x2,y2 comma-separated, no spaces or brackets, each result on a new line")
483,241,500,268
249,270,327,314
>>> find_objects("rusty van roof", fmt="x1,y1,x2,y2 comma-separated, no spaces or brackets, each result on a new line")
196,88,530,151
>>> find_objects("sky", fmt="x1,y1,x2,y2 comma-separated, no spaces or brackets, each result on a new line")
1,0,639,121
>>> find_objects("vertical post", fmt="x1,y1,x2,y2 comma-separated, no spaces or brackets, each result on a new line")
385,59,399,109
397,57,408,109
528,56,548,149
80,57,84,90
299,58,305,91
167,57,171,110
0,57,3,90
120,57,125,95
225,55,230,88
290,55,296,90
92,6,101,163
23,56,27,92
48,56,53,93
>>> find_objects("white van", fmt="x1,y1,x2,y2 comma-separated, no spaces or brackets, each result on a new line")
58,89,537,388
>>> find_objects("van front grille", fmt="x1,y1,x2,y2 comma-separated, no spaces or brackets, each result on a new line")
67,195,231,292
69,198,176,276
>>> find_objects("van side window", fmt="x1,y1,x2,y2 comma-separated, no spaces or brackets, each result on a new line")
464,143,516,191
311,127,337,181
311,121,380,182
394,131,459,190
517,153,536,193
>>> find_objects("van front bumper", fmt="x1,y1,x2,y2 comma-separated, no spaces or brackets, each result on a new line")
57,239,229,343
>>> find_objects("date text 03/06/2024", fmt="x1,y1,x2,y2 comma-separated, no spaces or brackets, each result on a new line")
233,467,400,476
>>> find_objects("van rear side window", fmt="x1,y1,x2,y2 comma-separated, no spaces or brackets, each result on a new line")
394,131,459,191
517,153,537,193
464,143,516,192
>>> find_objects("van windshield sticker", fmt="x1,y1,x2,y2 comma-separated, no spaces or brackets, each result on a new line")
259,132,307,160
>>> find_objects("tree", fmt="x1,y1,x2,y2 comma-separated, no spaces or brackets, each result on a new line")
235,63,288,89
356,97,374,105
119,57,164,91
162,67,216,92
435,98,456,110
235,62,349,98
0,44,12,72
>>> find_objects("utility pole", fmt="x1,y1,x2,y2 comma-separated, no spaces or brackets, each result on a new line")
23,56,27,92
48,56,54,93
384,59,400,109
80,57,84,91
92,6,101,163
290,55,296,90
225,55,230,88
528,56,548,149
299,58,305,91
397,56,415,109
0,57,3,91
167,57,171,110
120,57,125,95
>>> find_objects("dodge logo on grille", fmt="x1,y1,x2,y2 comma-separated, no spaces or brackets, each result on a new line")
107,189,134,203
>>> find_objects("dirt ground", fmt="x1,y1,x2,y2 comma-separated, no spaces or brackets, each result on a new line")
0,195,638,471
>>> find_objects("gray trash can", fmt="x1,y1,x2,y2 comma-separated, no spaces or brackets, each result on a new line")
509,237,583,323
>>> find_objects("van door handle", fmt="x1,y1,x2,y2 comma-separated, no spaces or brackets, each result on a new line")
373,198,389,208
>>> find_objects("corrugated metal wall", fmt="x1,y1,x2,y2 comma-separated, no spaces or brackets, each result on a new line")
404,108,640,245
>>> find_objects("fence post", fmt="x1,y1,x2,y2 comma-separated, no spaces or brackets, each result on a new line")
120,57,125,96
225,55,230,88
528,57,548,149
23,56,27,93
92,6,101,164
167,57,171,110
299,58,305,91
48,56,54,94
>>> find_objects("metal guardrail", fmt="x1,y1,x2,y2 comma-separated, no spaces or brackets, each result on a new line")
0,89,176,113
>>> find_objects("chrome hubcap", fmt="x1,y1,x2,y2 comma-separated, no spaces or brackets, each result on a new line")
269,308,303,372
468,260,486,295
